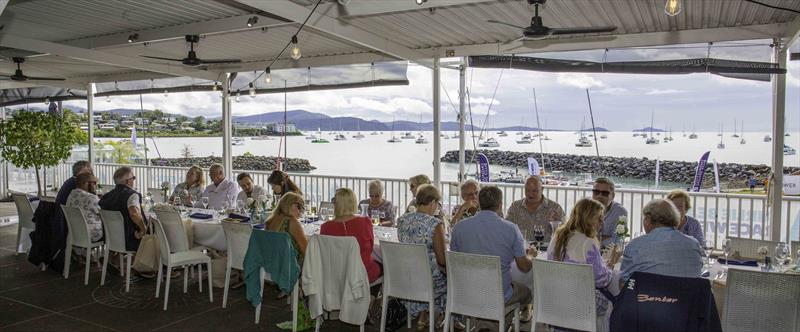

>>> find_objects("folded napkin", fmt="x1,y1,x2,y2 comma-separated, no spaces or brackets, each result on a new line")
717,257,758,267
189,212,213,220
29,196,40,202
228,213,251,223
252,223,265,230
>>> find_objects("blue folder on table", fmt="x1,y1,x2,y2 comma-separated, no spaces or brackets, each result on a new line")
189,212,213,219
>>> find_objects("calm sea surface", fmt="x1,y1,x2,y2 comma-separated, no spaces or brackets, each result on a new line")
113,131,800,189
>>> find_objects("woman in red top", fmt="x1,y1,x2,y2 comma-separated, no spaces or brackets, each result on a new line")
320,188,382,283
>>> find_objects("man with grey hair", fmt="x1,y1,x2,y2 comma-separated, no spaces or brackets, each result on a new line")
620,198,703,282
99,166,147,253
592,177,629,247
56,160,93,207
506,176,565,242
451,179,480,224
202,163,239,210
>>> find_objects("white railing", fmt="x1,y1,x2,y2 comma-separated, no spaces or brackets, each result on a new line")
53,162,800,247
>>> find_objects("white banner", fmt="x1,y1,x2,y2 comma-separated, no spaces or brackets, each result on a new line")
712,159,721,193
527,157,540,176
783,175,800,195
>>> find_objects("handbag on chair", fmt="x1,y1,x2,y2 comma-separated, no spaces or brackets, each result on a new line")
132,219,160,273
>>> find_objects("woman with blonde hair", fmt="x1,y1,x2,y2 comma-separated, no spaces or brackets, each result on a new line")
169,165,206,206
666,190,704,243
321,188,382,283
405,174,431,213
547,198,621,331
265,192,308,262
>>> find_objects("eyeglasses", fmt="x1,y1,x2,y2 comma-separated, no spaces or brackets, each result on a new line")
127,176,136,182
592,189,611,197
369,194,381,198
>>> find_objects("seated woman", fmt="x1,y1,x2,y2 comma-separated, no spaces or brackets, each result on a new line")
321,188,382,283
358,180,396,226
547,198,621,331
265,192,308,262
267,170,302,201
667,190,704,244
169,165,205,206
236,172,269,206
66,172,103,242
405,174,431,213
396,184,448,329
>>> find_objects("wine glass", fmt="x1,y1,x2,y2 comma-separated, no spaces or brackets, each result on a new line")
237,199,245,214
189,195,197,209
371,209,380,226
722,239,732,272
145,191,153,205
533,225,545,249
775,242,789,272
702,240,714,268
201,197,209,210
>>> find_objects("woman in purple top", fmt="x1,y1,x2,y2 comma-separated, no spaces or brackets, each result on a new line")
667,190,704,244
547,198,621,330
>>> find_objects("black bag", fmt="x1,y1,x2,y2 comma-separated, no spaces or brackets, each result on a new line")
27,200,67,272
367,297,408,332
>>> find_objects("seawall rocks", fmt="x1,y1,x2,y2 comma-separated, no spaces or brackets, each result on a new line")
152,156,315,172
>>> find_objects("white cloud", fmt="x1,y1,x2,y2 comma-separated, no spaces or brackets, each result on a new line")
556,73,605,89
644,88,685,95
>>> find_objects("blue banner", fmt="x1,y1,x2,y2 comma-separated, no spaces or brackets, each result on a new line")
478,153,490,182
691,151,710,192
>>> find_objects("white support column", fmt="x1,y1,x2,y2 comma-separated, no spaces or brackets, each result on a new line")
1,107,7,198
458,57,467,183
769,38,788,242
222,74,233,178
86,83,94,164
432,57,441,188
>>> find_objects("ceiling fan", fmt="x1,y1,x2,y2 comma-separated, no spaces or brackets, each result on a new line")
140,35,242,67
0,57,65,81
488,0,617,43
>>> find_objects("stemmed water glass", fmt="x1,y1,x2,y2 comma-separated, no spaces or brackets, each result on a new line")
201,197,209,210
189,195,197,209
371,209,380,226
702,240,714,268
722,239,732,272
775,242,789,272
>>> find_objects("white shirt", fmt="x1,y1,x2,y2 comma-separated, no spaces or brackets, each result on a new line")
236,185,269,206
202,178,240,210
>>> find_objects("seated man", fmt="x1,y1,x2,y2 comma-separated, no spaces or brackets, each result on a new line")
66,172,103,242
620,198,704,282
236,172,269,206
203,163,239,210
451,179,480,225
57,160,93,206
593,177,628,248
451,186,536,318
98,166,147,253
506,176,565,242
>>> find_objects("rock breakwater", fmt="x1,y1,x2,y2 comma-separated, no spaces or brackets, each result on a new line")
152,155,315,172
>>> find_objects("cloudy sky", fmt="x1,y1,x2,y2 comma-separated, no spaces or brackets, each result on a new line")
68,39,800,132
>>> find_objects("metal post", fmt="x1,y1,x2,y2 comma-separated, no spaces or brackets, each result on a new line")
86,83,95,164
458,57,467,183
432,57,441,188
769,38,787,242
1,107,7,197
222,74,233,178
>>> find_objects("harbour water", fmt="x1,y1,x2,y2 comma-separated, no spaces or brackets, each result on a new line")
101,130,800,189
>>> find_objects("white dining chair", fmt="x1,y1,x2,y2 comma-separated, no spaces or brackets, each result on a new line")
152,219,213,311
531,259,598,332
221,221,252,308
255,268,299,328
729,237,781,259
11,192,35,255
443,251,521,332
154,207,208,293
61,205,105,285
99,209,137,292
379,241,434,332
724,269,800,332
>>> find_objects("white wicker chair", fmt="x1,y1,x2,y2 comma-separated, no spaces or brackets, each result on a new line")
99,209,137,292
379,241,434,332
152,219,213,311
531,259,598,332
723,269,800,332
221,221,252,308
443,251,521,332
728,237,780,259
61,205,105,285
11,192,35,255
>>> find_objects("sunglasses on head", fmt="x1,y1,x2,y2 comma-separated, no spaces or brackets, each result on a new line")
592,189,611,197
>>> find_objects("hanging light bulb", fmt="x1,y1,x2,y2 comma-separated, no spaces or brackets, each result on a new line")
290,35,302,60
164,89,169,97
264,67,272,84
235,91,241,102
249,83,256,98
212,82,219,91
664,0,681,16
106,95,111,103
44,97,50,105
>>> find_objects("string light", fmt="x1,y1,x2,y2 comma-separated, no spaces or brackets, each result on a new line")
664,0,681,16
290,35,302,60
235,91,240,102
106,95,111,102
163,89,168,97
246,16,258,27
44,97,50,105
249,83,256,98
212,82,219,91
264,67,272,84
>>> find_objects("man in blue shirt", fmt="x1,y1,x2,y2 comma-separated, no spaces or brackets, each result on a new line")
56,160,93,205
620,198,704,282
451,186,536,319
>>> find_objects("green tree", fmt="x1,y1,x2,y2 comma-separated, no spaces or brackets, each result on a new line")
105,140,140,164
0,110,86,195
